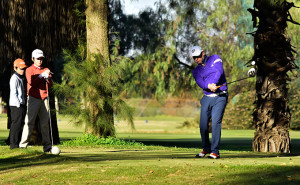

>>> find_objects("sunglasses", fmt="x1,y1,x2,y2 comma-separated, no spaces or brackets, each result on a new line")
193,56,201,60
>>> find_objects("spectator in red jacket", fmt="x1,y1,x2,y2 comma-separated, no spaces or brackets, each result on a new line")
19,49,53,152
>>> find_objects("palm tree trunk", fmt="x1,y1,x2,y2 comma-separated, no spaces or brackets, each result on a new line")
249,0,298,153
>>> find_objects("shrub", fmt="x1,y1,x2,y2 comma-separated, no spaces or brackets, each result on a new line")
222,91,255,129
62,134,144,147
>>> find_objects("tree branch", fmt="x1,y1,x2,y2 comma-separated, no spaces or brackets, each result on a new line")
173,54,193,69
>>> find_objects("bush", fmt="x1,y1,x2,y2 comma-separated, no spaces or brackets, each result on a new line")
222,91,255,129
62,134,144,147
179,119,199,128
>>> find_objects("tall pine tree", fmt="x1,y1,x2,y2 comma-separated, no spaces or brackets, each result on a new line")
55,0,134,137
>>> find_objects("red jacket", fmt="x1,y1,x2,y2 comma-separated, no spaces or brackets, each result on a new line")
25,64,53,100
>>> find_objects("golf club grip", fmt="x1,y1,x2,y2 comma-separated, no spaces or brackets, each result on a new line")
216,85,224,89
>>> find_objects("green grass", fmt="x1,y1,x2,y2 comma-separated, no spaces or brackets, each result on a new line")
0,113,300,184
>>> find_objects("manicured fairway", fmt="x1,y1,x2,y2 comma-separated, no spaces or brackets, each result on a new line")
0,146,299,184
0,114,300,184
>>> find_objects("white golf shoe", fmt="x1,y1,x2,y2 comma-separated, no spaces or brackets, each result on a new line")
207,153,220,159
195,150,209,158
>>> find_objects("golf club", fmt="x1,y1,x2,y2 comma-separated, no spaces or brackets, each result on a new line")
216,67,256,88
45,81,54,147
45,76,61,155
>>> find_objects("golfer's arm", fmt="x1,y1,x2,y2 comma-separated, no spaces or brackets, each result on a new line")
211,63,224,85
193,72,209,90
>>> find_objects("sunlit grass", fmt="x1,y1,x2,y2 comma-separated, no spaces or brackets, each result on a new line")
0,113,300,184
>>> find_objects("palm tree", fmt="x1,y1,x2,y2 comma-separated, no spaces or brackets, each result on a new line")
248,0,298,152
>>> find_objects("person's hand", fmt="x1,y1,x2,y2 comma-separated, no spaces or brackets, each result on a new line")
44,69,51,75
208,83,217,92
41,70,51,79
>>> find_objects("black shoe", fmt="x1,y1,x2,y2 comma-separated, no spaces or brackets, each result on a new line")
44,147,52,153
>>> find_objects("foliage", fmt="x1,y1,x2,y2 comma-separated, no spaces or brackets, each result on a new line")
62,133,144,146
53,43,134,137
118,0,256,99
118,2,197,99
222,91,256,129
289,82,300,130
179,119,199,128
109,0,164,55
286,0,300,89
169,0,254,79
122,45,195,99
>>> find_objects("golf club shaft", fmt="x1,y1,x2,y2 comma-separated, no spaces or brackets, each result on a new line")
46,81,54,146
216,76,251,89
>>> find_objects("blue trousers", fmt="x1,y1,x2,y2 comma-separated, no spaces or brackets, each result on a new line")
199,94,227,155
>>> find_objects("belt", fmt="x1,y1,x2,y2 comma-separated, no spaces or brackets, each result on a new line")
205,91,227,97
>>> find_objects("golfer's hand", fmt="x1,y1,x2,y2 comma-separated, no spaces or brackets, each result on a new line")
41,70,51,79
44,69,51,75
208,83,217,92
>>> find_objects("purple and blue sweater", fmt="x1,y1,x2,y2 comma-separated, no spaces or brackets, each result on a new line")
192,54,227,95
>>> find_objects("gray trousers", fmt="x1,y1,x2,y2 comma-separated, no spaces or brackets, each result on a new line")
19,96,52,152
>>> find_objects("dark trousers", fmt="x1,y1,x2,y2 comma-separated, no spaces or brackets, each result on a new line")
9,105,26,149
199,94,227,155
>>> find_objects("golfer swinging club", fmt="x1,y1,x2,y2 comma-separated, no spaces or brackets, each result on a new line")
191,46,228,159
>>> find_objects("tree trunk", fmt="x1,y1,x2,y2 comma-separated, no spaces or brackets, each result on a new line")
249,0,298,153
86,0,110,60
86,0,114,137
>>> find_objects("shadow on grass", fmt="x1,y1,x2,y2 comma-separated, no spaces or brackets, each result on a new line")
61,150,299,163
120,137,300,154
0,151,65,172
213,165,300,185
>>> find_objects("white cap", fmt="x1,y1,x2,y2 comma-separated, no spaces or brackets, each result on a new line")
190,46,203,57
32,49,44,59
